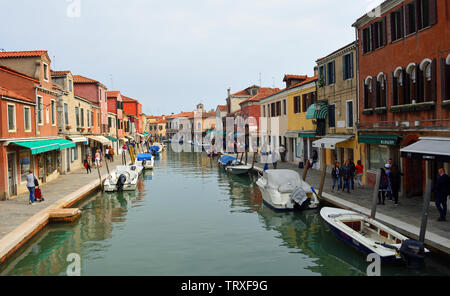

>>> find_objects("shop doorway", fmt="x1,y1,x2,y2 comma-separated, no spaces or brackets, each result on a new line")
7,152,17,196
66,148,71,173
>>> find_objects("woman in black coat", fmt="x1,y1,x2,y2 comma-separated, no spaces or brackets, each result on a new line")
389,164,403,205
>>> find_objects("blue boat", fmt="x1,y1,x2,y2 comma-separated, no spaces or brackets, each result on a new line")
218,155,237,167
150,145,160,156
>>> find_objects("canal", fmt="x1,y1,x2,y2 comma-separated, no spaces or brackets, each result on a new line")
1,147,449,276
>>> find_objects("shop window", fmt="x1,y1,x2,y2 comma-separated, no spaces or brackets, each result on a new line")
19,151,32,183
369,144,389,170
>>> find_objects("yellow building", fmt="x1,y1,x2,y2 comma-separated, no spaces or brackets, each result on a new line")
284,76,320,166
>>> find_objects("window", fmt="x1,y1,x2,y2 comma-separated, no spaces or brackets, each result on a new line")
443,56,450,100
98,113,100,127
392,68,405,106
369,145,389,170
99,89,102,101
326,61,335,85
318,65,326,85
276,101,281,116
7,103,16,131
376,73,387,107
363,77,374,109
283,99,286,115
390,9,403,42
71,147,78,162
406,2,417,35
372,21,385,50
24,107,31,132
343,53,354,80
51,100,55,125
346,101,354,128
362,27,372,54
159,125,163,130
262,105,266,117
150,126,153,131
43,63,49,81
108,117,112,128
64,103,69,125
328,104,336,128
293,96,301,114
419,59,436,102
69,79,73,92
406,63,417,104
80,108,84,127
271,103,275,117
19,151,32,183
75,107,80,127
302,94,308,113
417,0,430,30
91,111,94,127
37,96,43,125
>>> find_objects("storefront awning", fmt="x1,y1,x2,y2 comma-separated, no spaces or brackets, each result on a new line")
11,138,76,155
306,102,328,120
401,137,450,162
87,136,110,145
359,134,399,146
125,135,134,140
313,135,353,150
299,132,316,138
284,130,301,138
119,138,129,143
67,136,88,143
106,136,118,142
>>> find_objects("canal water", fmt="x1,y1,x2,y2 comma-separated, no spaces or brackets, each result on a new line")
1,147,449,276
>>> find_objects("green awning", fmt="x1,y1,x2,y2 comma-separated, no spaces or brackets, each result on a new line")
12,139,76,155
299,133,316,138
106,136,118,142
359,134,399,146
306,102,328,119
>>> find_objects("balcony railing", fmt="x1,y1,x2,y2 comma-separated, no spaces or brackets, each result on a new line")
357,118,450,130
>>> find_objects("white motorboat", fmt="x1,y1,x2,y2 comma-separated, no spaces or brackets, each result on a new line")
135,153,154,170
320,207,429,266
256,169,319,211
225,164,252,175
218,155,237,167
153,142,165,152
103,165,140,192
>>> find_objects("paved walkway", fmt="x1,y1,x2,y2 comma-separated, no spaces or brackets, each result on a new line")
0,158,123,241
246,154,450,244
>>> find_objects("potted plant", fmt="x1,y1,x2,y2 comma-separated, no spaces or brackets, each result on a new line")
66,125,71,130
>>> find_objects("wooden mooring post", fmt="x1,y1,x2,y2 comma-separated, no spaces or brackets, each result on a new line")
370,168,382,219
419,160,433,243
318,148,327,197
302,159,311,182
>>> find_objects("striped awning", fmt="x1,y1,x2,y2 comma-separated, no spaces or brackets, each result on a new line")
12,138,76,155
87,136,110,145
68,136,88,143
306,102,328,120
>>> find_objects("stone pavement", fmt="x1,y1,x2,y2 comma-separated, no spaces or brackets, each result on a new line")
0,157,123,241
241,153,450,244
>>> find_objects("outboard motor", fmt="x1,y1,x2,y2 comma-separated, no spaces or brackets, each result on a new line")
142,159,147,166
130,166,137,171
400,239,426,269
116,174,127,192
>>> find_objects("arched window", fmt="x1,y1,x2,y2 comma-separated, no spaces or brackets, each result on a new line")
392,67,404,105
364,76,373,109
419,58,433,102
444,54,450,101
376,73,387,107
405,63,417,104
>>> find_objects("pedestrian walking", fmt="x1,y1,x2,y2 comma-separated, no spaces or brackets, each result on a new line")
95,149,101,168
84,158,92,174
341,160,352,193
389,164,403,205
331,162,341,192
26,170,37,205
356,160,364,188
272,150,281,169
311,150,318,169
378,168,389,205
109,147,115,162
432,168,450,222
105,147,110,162
384,163,392,201
349,159,356,190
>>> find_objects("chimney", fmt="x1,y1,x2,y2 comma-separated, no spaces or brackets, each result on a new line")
314,66,319,77
227,88,231,97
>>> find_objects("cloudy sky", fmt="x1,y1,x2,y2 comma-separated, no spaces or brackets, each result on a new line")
1,0,382,115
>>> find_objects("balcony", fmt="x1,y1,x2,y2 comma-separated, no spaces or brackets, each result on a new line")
357,118,450,131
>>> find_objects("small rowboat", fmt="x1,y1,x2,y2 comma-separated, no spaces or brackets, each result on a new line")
321,207,429,266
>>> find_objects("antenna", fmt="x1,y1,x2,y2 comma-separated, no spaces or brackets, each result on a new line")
272,77,275,88
258,72,262,87
110,74,114,90
53,55,56,69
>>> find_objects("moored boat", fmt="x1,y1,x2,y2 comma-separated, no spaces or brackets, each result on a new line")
320,207,429,266
103,165,140,192
135,153,154,170
225,164,252,175
256,169,319,211
218,155,237,167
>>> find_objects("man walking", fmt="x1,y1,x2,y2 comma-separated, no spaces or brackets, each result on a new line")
433,168,450,222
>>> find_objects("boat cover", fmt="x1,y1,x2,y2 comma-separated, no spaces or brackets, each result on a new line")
219,155,236,165
264,170,302,191
137,153,153,161
150,146,160,153
289,186,309,206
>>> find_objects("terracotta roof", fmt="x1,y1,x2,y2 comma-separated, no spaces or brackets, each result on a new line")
122,95,137,102
0,86,34,103
240,88,281,105
0,65,39,82
258,76,318,102
73,75,99,84
217,105,227,111
283,74,308,82
107,91,121,98
0,50,47,59
51,70,71,77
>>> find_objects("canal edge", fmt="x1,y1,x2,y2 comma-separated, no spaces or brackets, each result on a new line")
0,173,109,265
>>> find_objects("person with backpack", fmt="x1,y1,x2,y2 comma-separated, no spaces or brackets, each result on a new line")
26,170,37,205
331,162,341,192
341,160,352,193
378,168,389,205
84,158,92,174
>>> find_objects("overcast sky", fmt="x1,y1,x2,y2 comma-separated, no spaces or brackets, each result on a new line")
1,0,382,115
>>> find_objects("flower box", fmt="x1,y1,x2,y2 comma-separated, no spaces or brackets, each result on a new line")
65,126,71,130
442,100,450,109
374,107,387,114
362,108,374,115
390,101,435,113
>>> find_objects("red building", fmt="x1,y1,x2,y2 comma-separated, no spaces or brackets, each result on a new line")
107,91,124,140
122,95,143,136
0,51,74,200
353,0,450,196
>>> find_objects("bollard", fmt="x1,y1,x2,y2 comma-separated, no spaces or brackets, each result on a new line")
370,168,382,219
